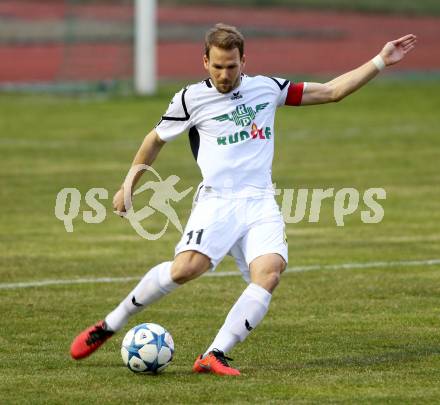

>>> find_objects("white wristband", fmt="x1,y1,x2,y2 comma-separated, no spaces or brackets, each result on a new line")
372,54,386,71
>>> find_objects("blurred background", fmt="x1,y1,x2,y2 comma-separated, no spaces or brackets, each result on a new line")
1,0,439,93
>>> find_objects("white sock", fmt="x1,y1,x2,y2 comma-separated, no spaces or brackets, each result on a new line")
205,283,272,355
105,261,178,332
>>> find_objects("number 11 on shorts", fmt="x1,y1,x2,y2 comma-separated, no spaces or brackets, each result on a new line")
186,229,204,245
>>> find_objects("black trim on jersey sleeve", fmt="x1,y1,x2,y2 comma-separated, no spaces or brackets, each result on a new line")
160,88,190,121
188,126,200,161
269,77,290,90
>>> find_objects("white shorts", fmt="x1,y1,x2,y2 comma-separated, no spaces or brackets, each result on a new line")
174,187,288,283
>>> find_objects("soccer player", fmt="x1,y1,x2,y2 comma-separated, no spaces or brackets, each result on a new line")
70,24,416,375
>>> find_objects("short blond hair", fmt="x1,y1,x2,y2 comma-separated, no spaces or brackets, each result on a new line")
204,23,244,59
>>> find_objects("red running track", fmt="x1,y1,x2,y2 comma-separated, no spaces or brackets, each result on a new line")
0,3,439,83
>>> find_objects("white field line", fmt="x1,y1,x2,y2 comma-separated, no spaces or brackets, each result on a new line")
1,258,440,290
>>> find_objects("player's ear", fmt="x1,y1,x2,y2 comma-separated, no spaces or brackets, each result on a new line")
241,54,246,69
203,54,209,70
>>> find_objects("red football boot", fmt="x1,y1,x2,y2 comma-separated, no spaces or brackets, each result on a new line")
193,349,240,376
70,320,114,360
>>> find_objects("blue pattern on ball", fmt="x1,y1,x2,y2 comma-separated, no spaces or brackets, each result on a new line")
122,323,174,374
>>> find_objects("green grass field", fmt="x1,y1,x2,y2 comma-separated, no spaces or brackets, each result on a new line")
1,79,440,403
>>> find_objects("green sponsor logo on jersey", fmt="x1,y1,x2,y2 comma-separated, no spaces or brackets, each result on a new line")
217,124,272,146
212,102,270,127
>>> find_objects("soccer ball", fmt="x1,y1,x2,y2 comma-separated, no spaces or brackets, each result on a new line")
121,323,174,373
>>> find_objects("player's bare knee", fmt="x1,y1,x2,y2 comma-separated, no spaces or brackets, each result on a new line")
272,259,287,287
171,251,211,284
250,255,286,292
252,269,280,293
171,260,196,284
266,268,282,289
279,258,287,274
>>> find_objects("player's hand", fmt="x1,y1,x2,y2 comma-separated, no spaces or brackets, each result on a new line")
113,187,132,217
380,34,417,66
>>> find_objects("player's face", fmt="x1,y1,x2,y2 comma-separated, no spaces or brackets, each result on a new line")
203,46,245,94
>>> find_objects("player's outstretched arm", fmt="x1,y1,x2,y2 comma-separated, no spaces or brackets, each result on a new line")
113,129,165,214
300,34,417,105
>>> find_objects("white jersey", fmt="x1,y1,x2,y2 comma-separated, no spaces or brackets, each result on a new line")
155,75,292,197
